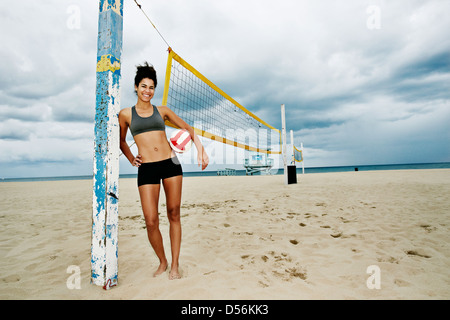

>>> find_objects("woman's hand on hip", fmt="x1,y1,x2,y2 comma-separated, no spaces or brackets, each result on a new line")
132,154,142,167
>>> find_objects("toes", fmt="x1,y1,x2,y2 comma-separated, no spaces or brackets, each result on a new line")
169,272,181,280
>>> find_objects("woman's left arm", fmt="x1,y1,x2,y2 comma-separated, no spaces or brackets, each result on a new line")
160,106,209,170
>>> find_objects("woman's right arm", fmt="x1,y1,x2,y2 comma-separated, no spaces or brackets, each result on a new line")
119,109,142,167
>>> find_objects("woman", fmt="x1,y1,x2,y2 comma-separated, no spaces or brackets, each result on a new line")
119,62,209,280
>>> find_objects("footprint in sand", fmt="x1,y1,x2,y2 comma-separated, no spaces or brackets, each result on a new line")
315,203,326,207
419,224,436,233
339,217,352,223
284,267,307,280
2,274,21,283
406,250,431,259
241,251,307,284
394,278,411,287
330,232,343,238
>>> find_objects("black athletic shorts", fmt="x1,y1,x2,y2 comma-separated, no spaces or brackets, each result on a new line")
137,157,183,186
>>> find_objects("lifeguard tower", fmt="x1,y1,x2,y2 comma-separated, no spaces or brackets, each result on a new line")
244,152,274,175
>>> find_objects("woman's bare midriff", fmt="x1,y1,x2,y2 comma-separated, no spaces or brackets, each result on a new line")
134,131,175,163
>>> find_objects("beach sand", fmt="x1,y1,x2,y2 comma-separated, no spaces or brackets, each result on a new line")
1,169,449,300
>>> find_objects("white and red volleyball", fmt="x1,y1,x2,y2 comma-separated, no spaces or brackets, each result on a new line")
169,129,192,153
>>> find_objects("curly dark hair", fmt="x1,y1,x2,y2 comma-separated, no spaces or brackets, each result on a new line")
134,62,157,88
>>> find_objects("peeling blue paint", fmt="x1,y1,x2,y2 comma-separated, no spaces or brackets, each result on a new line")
92,0,123,289
97,9,123,59
99,0,124,16
106,224,113,239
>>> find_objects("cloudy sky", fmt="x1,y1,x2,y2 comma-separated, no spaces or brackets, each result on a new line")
1,0,449,178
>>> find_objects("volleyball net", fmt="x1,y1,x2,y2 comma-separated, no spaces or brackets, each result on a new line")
293,145,303,163
162,48,281,155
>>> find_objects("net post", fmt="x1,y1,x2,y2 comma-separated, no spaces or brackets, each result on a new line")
281,104,288,185
301,143,305,174
290,130,295,165
162,48,174,106
92,0,124,290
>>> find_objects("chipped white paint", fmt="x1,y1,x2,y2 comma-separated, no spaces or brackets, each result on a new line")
92,0,123,290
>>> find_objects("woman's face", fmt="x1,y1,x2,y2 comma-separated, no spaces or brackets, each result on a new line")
135,78,155,103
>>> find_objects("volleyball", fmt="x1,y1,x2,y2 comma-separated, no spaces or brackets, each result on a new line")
169,129,192,153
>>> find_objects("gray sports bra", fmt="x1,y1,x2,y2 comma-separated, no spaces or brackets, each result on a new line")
130,105,166,137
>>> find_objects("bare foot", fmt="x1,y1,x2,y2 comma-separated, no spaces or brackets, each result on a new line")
169,267,181,280
153,261,168,277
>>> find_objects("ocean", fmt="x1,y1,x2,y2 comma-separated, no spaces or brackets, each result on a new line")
1,162,450,183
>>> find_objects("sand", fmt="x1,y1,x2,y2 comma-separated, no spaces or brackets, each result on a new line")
1,169,449,300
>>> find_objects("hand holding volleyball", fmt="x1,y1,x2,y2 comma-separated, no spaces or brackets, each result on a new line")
169,129,209,170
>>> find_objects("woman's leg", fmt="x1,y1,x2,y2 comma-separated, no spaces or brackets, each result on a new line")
139,184,168,277
162,175,183,279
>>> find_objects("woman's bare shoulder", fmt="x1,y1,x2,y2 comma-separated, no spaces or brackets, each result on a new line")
155,105,171,116
119,107,132,124
119,107,132,116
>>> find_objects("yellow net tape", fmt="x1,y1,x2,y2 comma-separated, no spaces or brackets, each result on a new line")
293,145,303,163
162,49,281,155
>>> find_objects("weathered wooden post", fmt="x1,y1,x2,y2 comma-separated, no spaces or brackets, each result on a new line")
92,0,123,290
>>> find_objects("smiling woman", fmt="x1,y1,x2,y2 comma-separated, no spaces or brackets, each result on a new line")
118,62,209,280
